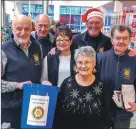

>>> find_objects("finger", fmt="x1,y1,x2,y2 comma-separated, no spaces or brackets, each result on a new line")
24,81,32,84
128,51,133,57
127,108,135,112
128,102,132,106
46,83,52,86
47,83,52,86
43,81,52,86
28,81,32,84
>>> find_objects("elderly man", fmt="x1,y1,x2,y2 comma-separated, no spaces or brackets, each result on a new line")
71,8,112,53
1,15,42,128
31,14,56,57
97,25,136,129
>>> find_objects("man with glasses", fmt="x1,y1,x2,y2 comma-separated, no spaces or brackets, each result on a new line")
71,8,112,54
31,14,56,58
97,25,136,129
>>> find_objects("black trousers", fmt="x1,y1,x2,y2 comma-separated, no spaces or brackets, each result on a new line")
1,107,22,129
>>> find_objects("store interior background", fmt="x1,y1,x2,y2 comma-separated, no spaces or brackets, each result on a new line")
1,1,136,127
1,1,136,48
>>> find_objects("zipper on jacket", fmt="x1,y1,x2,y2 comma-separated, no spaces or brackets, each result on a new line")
115,57,120,89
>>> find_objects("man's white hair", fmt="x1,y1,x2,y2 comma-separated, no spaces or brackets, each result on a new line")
34,14,51,27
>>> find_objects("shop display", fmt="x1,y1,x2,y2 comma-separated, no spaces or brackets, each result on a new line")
60,6,90,33
22,4,54,20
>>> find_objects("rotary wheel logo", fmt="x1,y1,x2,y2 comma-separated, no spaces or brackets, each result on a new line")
32,106,44,119
123,69,131,79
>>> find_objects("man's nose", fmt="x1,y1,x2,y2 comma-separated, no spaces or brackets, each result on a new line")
81,63,86,67
92,23,97,27
119,38,125,43
41,26,45,31
21,29,25,35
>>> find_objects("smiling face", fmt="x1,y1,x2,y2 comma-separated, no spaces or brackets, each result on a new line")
35,15,50,39
112,30,131,55
12,15,32,45
56,35,71,52
76,55,96,76
86,16,103,37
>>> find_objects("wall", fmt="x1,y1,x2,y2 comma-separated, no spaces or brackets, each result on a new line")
49,1,111,8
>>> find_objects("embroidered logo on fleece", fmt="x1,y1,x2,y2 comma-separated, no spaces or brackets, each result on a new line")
123,69,131,79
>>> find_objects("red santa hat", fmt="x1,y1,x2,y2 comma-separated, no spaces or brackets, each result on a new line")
82,8,104,23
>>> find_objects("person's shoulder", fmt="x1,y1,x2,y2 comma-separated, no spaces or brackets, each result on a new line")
2,39,12,49
131,55,136,61
97,49,111,58
95,75,111,90
96,50,112,64
49,32,55,42
102,33,111,40
73,31,86,40
101,33,112,46
73,33,80,39
31,31,36,39
47,49,60,59
47,54,57,60
94,76,105,91
30,36,40,46
63,75,75,83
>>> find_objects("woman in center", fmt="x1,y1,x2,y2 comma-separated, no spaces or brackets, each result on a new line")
41,25,75,87
53,46,112,129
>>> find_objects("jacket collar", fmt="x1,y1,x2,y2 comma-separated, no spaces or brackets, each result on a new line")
12,38,32,50
80,31,102,42
31,31,55,44
111,47,129,57
80,31,107,52
35,32,49,41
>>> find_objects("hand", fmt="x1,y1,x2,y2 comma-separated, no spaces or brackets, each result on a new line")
16,81,32,89
127,102,136,112
48,47,56,55
128,49,136,57
42,81,52,86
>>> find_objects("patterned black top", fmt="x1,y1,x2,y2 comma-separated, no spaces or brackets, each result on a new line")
53,75,112,129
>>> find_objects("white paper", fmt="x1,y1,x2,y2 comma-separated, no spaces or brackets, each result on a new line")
122,84,135,110
112,90,123,108
27,95,49,126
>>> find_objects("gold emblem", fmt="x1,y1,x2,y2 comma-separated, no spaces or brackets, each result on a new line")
123,69,131,79
99,47,104,52
33,54,40,65
32,106,44,119
73,65,77,72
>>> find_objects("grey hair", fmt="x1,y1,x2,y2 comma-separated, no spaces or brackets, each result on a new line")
111,24,132,38
34,14,51,26
74,46,96,62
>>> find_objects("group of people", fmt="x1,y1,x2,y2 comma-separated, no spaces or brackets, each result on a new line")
1,8,136,129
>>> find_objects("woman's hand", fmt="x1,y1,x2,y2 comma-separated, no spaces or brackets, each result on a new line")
48,47,56,55
42,81,52,86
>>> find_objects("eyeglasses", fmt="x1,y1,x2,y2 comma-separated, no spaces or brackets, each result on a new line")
56,39,70,44
76,60,93,66
113,36,129,41
87,21,101,25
